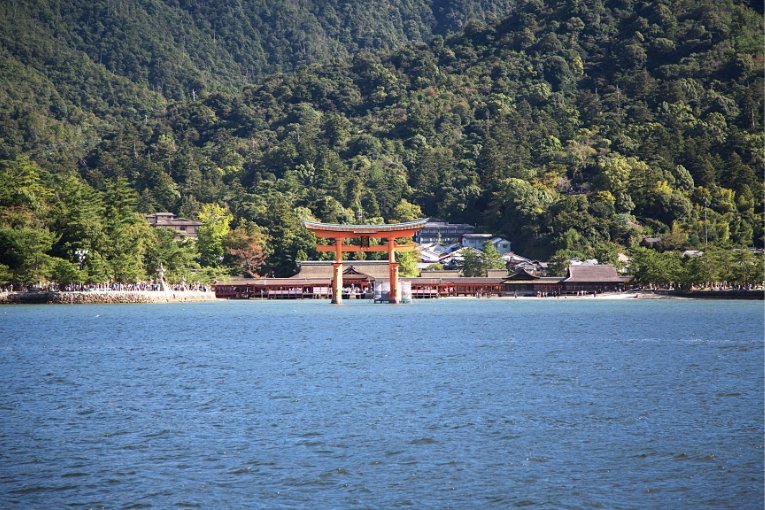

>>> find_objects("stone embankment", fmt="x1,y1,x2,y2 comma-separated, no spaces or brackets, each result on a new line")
0,290,217,304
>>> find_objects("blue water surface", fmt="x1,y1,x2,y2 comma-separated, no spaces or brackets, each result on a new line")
0,298,762,509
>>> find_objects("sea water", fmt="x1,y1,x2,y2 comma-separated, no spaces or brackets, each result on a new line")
0,298,762,508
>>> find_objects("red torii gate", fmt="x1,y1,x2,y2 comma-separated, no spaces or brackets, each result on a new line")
303,219,427,304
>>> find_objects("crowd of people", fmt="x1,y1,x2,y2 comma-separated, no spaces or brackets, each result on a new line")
1,282,212,293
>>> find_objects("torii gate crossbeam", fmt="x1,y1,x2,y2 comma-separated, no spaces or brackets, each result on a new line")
303,219,427,304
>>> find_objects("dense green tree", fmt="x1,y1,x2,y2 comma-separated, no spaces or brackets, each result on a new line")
487,178,556,251
102,178,153,282
548,248,587,277
481,242,506,271
0,158,58,285
258,199,317,277
629,247,685,287
225,220,268,278
0,263,11,286
145,228,200,284
0,157,52,228
455,242,506,277
51,258,85,287
0,1,762,277
390,199,424,223
197,203,233,267
49,173,107,268
595,154,636,214
397,250,419,277
457,248,485,277
0,227,57,286
726,249,764,287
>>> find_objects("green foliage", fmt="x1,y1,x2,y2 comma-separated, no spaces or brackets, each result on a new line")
0,226,57,285
457,242,506,277
0,263,11,286
628,245,764,289
0,157,206,286
51,258,84,286
225,220,268,278
481,242,506,271
397,250,419,277
629,247,685,287
145,228,200,284
0,0,763,276
195,266,232,285
197,203,233,267
548,249,587,277
457,248,485,277
102,178,153,282
391,199,423,223
595,154,636,213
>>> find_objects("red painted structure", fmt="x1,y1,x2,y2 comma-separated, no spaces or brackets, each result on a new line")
214,265,632,300
302,219,427,304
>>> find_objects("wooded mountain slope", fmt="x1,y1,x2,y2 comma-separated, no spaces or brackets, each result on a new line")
1,0,763,277
0,0,513,167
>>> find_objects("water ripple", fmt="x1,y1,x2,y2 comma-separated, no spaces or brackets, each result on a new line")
0,299,761,509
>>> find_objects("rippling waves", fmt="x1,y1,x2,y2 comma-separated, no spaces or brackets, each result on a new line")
0,299,762,508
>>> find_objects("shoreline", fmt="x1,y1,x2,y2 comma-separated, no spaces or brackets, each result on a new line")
1,289,760,304
0,290,217,304
445,290,763,300
417,292,676,300
416,290,762,300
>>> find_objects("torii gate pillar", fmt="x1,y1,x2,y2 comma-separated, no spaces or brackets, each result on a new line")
302,219,427,304
387,236,400,304
388,262,400,304
331,262,343,304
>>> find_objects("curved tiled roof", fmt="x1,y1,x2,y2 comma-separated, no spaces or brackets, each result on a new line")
564,264,624,282
303,218,428,235
291,260,392,279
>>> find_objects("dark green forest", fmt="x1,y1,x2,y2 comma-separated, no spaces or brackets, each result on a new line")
0,0,762,286
0,0,513,166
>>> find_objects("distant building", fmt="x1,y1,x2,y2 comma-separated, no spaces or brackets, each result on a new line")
641,237,662,248
490,237,512,254
461,233,493,250
503,264,629,296
419,269,462,278
503,268,565,296
146,212,202,239
418,246,443,264
439,247,474,268
562,264,627,293
214,261,392,299
426,231,513,254
414,219,512,268
213,261,633,299
415,219,475,244
504,253,547,274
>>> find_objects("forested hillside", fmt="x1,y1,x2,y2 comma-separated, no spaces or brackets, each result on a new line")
0,0,763,283
0,0,513,167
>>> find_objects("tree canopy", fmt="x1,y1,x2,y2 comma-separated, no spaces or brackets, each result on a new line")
0,1,762,281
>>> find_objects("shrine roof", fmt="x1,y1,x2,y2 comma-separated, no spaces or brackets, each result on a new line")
303,218,428,235
563,264,624,282
214,277,329,286
448,277,507,284
291,260,391,280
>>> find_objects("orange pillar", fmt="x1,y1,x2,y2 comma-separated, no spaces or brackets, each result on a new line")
331,262,343,304
388,238,399,304
389,262,400,304
332,238,344,304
